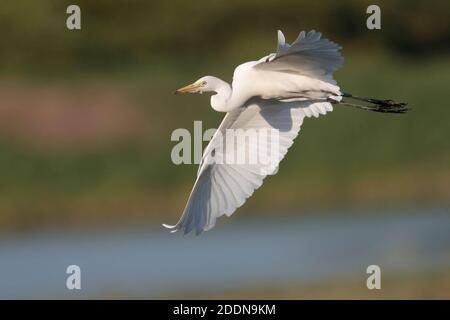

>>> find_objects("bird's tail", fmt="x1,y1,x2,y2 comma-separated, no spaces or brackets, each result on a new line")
333,92,409,114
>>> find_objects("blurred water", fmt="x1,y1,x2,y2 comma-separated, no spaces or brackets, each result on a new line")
0,207,449,299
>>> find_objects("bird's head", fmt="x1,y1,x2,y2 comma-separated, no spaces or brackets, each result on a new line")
175,76,219,95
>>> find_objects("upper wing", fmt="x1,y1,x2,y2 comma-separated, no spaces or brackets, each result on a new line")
254,30,343,83
163,100,333,235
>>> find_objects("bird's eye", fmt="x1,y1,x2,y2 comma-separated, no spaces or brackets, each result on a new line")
202,81,207,86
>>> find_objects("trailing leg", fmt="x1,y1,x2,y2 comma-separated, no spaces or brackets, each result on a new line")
334,92,409,113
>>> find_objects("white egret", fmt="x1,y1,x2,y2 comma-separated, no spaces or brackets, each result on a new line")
165,30,408,235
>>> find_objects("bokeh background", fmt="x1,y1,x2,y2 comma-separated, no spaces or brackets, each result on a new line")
0,0,449,299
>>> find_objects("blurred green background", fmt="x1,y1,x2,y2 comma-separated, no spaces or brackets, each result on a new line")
0,0,449,299
0,0,448,231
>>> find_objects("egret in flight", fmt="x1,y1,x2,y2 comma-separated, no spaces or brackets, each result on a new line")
165,30,408,235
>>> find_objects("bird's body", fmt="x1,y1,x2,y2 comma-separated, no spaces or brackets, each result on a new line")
165,30,408,235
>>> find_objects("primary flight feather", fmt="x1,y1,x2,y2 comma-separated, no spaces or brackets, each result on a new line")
165,30,408,235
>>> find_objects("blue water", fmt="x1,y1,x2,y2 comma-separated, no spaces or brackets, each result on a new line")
0,207,449,298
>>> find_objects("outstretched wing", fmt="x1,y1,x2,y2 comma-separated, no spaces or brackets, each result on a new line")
254,30,343,83
163,100,333,235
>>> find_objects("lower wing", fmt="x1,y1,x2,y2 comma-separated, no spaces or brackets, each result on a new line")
164,99,333,235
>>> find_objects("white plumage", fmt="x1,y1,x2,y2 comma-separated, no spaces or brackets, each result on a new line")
165,30,343,234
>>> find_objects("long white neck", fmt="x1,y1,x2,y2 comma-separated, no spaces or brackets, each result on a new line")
208,76,248,112
210,79,233,112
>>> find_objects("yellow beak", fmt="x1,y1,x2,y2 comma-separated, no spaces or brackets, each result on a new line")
175,82,204,94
